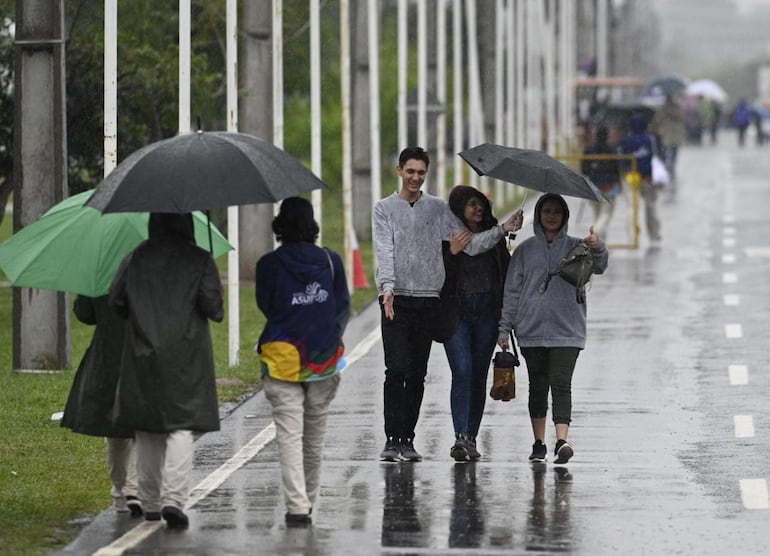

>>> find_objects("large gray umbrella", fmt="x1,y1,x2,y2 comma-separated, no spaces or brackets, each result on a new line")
458,143,607,203
86,131,328,213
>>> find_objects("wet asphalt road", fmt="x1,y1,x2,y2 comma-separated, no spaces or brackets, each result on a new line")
56,134,770,555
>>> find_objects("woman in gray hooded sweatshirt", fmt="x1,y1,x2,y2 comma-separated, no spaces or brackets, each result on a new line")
498,193,608,464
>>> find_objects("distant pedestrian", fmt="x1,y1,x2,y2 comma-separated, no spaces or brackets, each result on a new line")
441,185,520,462
651,94,685,182
256,197,350,528
621,115,661,243
733,98,752,147
110,212,224,530
373,146,520,462
61,295,142,518
498,194,608,464
581,125,622,241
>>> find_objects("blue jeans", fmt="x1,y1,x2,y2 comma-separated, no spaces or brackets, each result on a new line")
443,292,499,437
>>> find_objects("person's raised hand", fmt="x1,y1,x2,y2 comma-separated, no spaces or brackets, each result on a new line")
502,209,524,233
583,225,599,250
449,230,472,254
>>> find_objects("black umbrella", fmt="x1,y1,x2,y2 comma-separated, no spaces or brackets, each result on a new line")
458,143,607,203
86,131,328,214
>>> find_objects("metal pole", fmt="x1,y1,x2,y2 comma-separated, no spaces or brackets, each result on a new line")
104,0,117,176
397,0,408,155
453,0,464,184
435,0,447,199
465,0,482,188
417,0,427,149
311,0,323,242
179,0,191,133
340,0,354,292
368,0,382,207
597,0,608,79
494,0,504,205
226,0,240,367
515,0,525,150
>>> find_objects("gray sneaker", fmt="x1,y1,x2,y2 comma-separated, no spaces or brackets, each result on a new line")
450,435,470,462
399,438,422,461
380,437,400,461
466,436,481,461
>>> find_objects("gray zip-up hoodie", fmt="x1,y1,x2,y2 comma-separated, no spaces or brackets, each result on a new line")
373,191,505,298
498,194,609,349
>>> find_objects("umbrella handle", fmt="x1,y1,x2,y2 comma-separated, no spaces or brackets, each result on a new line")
206,210,213,255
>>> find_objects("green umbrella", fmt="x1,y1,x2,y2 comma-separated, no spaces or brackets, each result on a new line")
0,190,233,297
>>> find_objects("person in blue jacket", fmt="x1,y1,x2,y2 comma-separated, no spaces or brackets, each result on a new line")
256,196,350,527
621,114,660,243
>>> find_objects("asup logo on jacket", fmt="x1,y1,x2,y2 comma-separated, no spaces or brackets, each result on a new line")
291,282,329,305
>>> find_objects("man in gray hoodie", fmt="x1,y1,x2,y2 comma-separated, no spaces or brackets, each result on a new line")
498,193,608,464
373,146,522,461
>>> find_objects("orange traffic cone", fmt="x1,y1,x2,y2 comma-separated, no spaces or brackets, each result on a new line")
351,228,370,289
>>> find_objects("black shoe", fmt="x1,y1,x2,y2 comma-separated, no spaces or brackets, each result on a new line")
399,438,422,462
466,436,481,461
161,506,189,530
450,435,470,462
126,495,143,518
380,436,400,461
554,439,574,464
529,440,547,462
144,511,161,522
285,512,312,527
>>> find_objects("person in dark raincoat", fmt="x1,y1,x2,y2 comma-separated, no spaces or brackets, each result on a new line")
498,194,608,464
61,295,142,517
109,212,224,529
256,197,350,527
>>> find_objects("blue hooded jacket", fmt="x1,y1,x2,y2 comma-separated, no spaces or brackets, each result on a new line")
620,114,653,179
256,242,350,382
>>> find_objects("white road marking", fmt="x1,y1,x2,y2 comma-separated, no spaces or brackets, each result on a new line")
722,272,738,284
95,325,382,555
723,294,740,306
729,365,749,385
723,214,734,224
723,226,735,235
744,246,770,258
722,237,736,248
734,415,755,438
725,324,743,338
722,253,736,264
740,479,770,510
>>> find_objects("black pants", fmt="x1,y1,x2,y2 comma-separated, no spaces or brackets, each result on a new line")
380,296,439,441
521,347,580,425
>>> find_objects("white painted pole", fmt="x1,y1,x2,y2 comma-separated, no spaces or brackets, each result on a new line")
226,0,239,367
397,0,408,155
543,0,556,155
597,0,608,79
435,0,447,199
104,0,117,176
179,0,191,134
368,0,382,206
494,0,504,205
566,0,576,141
310,0,323,242
273,0,284,149
465,0,482,188
452,0,464,185
340,0,354,292
559,0,570,152
417,0,427,150
506,0,514,148
515,0,525,150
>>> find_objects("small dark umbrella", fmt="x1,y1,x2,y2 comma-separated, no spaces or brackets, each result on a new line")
86,131,328,214
458,143,607,203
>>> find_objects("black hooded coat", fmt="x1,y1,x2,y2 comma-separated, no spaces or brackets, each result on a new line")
109,213,224,433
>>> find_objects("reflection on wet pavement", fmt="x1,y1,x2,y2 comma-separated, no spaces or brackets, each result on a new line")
527,464,573,552
449,463,485,548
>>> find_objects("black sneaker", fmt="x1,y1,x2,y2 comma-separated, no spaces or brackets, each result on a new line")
285,512,312,527
554,439,574,464
380,436,400,461
466,436,481,461
399,438,422,461
161,506,189,530
126,495,143,518
529,440,547,462
450,435,470,462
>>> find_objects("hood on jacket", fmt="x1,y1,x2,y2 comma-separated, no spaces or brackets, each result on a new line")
533,193,569,240
148,213,195,243
448,185,498,230
274,242,332,286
